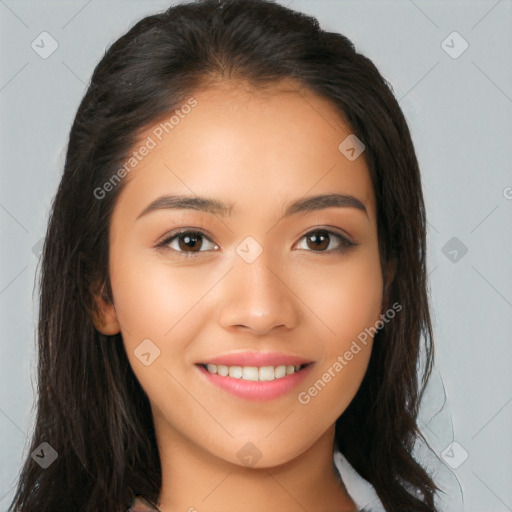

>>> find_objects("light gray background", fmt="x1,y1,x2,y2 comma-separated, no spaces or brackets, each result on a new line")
1,1,511,510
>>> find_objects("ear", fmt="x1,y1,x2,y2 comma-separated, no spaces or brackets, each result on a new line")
90,281,121,336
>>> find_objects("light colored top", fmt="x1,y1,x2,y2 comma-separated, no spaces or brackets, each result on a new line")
333,449,385,511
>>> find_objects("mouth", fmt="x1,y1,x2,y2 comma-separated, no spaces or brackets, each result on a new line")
195,354,314,401
197,362,311,382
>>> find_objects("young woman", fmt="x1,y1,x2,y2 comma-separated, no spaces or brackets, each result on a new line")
9,1,441,510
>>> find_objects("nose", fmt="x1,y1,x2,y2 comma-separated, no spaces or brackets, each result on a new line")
217,250,300,336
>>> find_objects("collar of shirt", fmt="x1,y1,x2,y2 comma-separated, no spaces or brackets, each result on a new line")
333,448,385,512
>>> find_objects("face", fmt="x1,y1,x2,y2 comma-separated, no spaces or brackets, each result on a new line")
94,80,384,468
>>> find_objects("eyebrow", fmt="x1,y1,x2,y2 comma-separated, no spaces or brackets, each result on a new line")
136,193,367,220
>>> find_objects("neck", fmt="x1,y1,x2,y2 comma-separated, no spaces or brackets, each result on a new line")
153,416,357,512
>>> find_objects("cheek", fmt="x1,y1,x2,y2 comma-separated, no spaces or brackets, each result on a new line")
293,249,383,345
109,247,210,339
109,253,205,409
108,248,218,397
292,249,382,419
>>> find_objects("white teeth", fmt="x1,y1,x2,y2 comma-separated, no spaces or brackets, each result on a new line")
218,365,229,376
228,366,242,379
274,365,287,378
259,366,275,381
203,363,304,381
242,367,259,381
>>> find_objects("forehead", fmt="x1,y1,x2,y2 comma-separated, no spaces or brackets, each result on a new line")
114,80,375,222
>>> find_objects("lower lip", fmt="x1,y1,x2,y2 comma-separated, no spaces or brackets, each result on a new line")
196,364,313,401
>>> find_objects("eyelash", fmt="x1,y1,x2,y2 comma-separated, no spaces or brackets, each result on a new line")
155,228,358,258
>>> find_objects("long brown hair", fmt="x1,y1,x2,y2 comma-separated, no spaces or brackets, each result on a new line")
9,1,438,510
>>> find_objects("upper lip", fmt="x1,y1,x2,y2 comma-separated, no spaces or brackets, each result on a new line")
197,351,313,367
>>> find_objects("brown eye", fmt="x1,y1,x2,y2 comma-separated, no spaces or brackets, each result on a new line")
177,232,203,252
306,231,330,251
157,230,219,256
296,229,357,254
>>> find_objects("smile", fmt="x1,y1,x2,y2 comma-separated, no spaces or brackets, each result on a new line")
195,359,313,401
201,363,306,381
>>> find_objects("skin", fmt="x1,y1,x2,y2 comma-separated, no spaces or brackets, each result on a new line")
93,79,384,512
